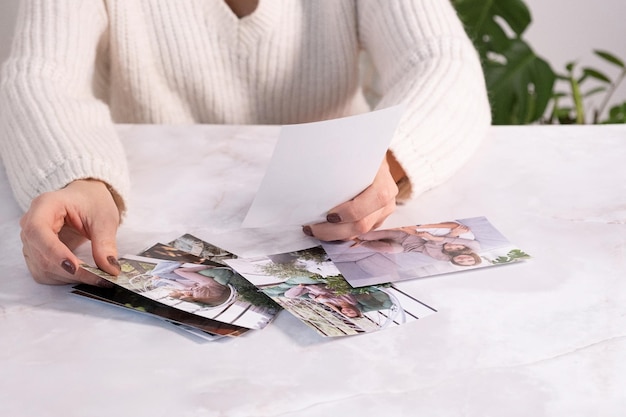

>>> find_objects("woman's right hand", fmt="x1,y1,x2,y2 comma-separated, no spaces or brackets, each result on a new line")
19,179,122,286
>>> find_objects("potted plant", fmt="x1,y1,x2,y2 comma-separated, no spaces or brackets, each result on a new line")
452,0,626,124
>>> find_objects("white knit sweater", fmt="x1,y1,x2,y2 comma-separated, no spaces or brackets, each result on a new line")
0,0,491,212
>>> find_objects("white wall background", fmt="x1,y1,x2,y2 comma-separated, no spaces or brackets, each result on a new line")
0,0,624,123
524,0,626,121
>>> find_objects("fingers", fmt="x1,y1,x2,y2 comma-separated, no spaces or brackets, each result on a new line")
21,225,111,287
305,199,396,241
326,164,398,225
89,217,121,277
64,179,122,276
20,195,80,285
303,159,399,241
22,243,74,285
19,180,121,287
64,179,121,278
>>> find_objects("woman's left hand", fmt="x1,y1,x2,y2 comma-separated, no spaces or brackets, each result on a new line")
302,156,400,241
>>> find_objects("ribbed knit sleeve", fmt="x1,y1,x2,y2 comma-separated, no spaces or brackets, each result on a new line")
0,0,129,212
358,0,491,198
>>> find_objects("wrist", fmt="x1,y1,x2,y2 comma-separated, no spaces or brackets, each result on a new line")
69,178,126,220
386,150,411,201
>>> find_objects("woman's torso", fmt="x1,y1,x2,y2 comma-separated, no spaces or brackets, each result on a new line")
98,0,369,125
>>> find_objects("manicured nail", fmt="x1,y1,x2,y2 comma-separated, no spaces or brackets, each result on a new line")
302,225,314,237
97,278,115,288
107,256,121,271
61,259,76,275
326,213,342,223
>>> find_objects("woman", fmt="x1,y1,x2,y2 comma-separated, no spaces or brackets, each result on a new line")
449,253,482,267
0,0,491,286
284,283,363,318
351,226,481,262
152,264,235,307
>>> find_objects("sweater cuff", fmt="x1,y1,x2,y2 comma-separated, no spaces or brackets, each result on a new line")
12,155,130,216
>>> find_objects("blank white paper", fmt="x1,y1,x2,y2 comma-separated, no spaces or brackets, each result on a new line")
241,103,406,228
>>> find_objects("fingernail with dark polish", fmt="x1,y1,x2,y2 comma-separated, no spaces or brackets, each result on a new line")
61,259,76,275
97,278,115,288
302,225,314,237
326,213,342,223
107,256,121,271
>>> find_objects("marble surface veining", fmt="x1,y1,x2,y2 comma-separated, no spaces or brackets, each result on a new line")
0,125,625,417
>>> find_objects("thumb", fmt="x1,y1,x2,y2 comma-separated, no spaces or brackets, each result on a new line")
90,215,121,276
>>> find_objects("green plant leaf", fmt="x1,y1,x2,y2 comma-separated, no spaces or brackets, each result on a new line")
481,18,510,53
602,101,626,123
555,107,573,115
452,0,554,124
485,39,555,124
452,0,492,40
529,57,556,119
594,50,625,68
453,0,531,43
492,0,532,36
583,86,607,97
582,67,612,83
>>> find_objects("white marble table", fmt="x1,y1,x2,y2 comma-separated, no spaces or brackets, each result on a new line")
1,124,625,417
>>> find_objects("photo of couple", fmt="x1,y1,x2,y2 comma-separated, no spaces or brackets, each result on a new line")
82,244,279,332
225,247,436,337
321,216,529,287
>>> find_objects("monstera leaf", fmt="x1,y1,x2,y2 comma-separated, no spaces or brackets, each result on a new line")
454,0,531,49
452,0,555,124
485,39,555,124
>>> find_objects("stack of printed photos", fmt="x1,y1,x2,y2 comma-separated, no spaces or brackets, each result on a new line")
75,216,530,340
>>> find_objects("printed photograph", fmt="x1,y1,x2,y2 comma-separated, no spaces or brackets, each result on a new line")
137,242,215,265
225,247,437,337
81,252,280,331
71,283,230,340
167,234,237,266
320,216,531,287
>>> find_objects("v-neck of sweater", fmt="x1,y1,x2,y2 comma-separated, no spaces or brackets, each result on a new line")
214,0,281,49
